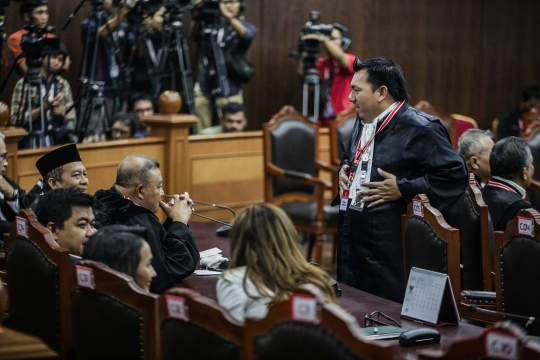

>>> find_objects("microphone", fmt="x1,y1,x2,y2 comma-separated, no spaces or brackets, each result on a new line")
468,306,536,328
162,195,234,236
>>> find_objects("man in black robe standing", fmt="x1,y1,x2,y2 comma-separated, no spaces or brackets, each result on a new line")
93,155,199,293
336,57,468,303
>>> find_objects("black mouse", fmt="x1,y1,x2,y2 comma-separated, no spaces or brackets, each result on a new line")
398,328,441,347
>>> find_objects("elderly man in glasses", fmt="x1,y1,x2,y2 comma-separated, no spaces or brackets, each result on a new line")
0,132,26,239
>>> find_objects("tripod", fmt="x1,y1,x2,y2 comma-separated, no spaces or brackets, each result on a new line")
154,6,195,114
20,64,49,148
301,47,323,123
65,0,119,140
0,6,21,94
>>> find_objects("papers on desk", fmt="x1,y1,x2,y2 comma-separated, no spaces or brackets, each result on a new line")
194,270,223,276
199,247,222,258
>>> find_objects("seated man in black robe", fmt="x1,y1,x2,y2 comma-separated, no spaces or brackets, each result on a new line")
35,188,96,264
23,144,89,210
93,155,199,293
482,137,534,231
0,132,26,239
457,129,494,187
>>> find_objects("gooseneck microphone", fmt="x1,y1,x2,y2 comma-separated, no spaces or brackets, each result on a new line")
162,195,234,235
468,306,536,328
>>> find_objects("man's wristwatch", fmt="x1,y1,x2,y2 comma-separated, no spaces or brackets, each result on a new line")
6,189,19,201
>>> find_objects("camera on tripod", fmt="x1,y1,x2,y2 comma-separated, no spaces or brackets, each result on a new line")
191,0,221,28
21,25,57,68
290,11,333,62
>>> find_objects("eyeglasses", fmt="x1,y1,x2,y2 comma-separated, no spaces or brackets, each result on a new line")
0,153,8,162
364,311,401,328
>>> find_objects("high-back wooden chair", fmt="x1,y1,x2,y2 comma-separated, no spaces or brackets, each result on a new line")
242,285,393,360
263,105,338,263
328,105,356,167
460,173,493,292
401,194,461,306
4,209,74,359
417,321,540,360
159,288,243,360
71,260,160,359
493,209,540,336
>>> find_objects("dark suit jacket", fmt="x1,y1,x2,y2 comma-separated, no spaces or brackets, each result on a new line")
482,179,531,232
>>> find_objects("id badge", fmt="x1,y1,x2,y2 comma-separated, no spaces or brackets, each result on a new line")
350,188,365,212
110,65,119,78
340,189,349,211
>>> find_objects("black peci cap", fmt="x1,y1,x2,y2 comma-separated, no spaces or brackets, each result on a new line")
36,144,82,178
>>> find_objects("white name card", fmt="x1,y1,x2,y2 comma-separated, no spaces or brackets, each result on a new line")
15,216,28,238
290,294,319,324
166,295,189,321
75,265,95,289
412,199,424,217
517,216,534,236
485,331,518,360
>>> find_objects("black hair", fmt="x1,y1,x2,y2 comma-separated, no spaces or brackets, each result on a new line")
353,57,410,101
490,136,532,180
111,113,141,136
128,93,155,112
83,225,149,280
220,102,246,117
332,23,351,50
19,0,48,19
521,84,540,102
35,189,94,230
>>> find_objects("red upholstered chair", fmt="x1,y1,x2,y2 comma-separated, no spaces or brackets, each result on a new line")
451,113,478,150
159,288,243,360
242,284,393,360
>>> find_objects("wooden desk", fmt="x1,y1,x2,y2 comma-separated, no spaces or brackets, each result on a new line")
182,222,484,360
0,327,57,359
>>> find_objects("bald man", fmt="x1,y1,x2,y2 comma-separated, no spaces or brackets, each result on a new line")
93,155,199,293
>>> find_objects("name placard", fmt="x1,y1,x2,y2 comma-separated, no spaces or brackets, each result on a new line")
166,295,189,321
75,265,95,289
517,216,534,237
15,216,28,238
401,267,459,326
289,294,319,324
485,330,518,360
412,199,424,217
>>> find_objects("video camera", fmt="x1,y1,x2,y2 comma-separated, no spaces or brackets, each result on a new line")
290,11,333,61
191,0,221,29
21,25,57,68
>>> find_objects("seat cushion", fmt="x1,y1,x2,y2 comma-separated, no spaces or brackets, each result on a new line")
278,201,338,227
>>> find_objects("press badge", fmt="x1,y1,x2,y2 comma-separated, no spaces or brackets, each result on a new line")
340,190,349,211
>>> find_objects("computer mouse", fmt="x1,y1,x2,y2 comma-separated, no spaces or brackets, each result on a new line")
398,328,441,347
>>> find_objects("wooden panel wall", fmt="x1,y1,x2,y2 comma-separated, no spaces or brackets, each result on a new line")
2,0,540,131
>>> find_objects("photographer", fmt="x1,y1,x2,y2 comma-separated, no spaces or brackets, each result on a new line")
298,23,355,127
7,0,70,77
190,0,257,131
9,43,77,148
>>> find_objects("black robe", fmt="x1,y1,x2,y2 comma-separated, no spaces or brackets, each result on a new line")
93,187,200,293
481,180,531,232
0,175,26,238
336,103,469,303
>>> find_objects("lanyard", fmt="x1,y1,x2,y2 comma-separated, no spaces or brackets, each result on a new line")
487,181,517,194
348,100,405,182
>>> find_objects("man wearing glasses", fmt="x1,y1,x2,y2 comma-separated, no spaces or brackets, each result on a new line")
0,132,26,239
129,93,155,137
191,0,257,132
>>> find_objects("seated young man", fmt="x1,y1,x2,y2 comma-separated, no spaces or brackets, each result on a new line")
9,42,76,148
482,137,534,231
34,188,96,263
198,103,248,135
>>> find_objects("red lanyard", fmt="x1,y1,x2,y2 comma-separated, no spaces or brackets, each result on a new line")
348,101,405,182
487,181,517,194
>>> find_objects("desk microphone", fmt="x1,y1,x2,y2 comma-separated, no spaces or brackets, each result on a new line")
468,306,536,327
